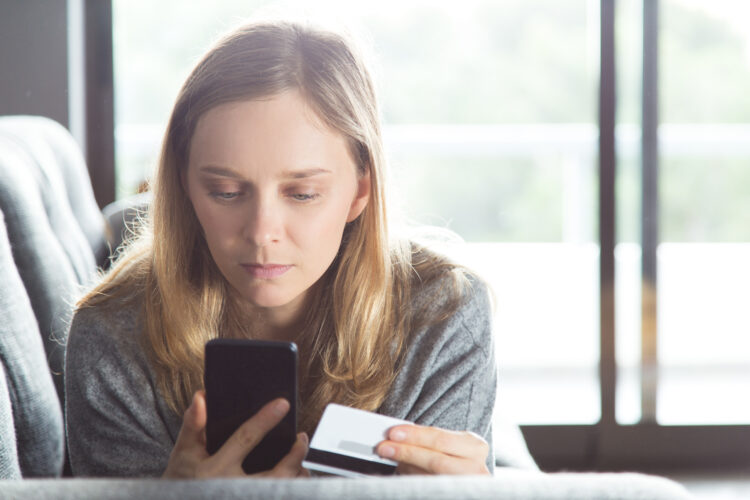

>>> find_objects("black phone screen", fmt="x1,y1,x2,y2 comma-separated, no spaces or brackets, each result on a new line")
204,338,298,474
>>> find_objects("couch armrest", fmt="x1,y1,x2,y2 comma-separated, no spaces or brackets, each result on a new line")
100,192,152,267
0,471,693,500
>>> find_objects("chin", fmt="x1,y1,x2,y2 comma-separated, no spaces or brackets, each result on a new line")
242,287,298,309
248,297,291,309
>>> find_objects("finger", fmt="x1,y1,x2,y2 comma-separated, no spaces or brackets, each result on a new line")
174,391,209,452
267,432,309,477
377,441,489,475
387,425,488,460
164,392,209,478
212,398,290,469
395,462,429,475
191,391,208,445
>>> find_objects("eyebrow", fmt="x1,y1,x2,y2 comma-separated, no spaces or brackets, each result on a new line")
280,168,332,179
198,165,332,180
198,165,243,178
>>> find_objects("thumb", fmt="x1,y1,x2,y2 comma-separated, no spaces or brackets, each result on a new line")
177,391,208,448
163,391,209,478
186,391,207,432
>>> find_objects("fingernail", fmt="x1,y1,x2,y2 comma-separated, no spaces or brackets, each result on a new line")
379,445,395,458
299,432,309,445
390,429,407,442
273,399,290,417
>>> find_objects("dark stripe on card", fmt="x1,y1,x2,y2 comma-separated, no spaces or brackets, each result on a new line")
305,448,397,476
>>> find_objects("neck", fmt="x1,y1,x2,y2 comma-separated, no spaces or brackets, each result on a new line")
236,291,310,343
253,310,303,343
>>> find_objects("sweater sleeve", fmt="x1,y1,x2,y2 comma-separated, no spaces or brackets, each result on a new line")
64,304,180,477
378,275,497,472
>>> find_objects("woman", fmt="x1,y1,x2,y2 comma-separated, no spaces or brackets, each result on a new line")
65,20,496,478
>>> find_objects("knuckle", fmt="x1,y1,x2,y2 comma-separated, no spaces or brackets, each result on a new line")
428,454,449,473
432,432,451,452
478,439,490,456
465,431,489,454
389,444,405,461
235,422,261,449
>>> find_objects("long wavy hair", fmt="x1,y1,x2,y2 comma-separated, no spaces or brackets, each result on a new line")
79,20,468,434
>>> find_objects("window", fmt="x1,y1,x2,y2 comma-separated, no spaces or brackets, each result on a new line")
613,0,750,426
651,0,750,425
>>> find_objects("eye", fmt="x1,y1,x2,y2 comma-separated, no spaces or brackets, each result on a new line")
290,193,320,202
210,191,241,201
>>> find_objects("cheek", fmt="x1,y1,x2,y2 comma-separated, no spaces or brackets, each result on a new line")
190,198,242,255
290,201,351,254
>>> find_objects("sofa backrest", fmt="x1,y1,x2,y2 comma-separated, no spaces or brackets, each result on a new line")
0,116,108,266
0,115,109,478
0,116,106,403
0,208,65,478
0,362,21,479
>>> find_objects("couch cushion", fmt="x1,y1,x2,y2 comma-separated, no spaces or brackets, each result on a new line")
0,116,108,266
0,119,102,402
0,363,21,479
0,209,65,477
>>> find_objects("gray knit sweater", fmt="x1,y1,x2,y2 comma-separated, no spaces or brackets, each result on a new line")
64,273,496,477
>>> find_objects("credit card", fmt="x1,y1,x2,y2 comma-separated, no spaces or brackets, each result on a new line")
302,403,412,477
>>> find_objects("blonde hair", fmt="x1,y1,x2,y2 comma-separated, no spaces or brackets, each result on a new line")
80,20,468,434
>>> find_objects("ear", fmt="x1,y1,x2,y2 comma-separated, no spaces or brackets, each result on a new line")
346,167,371,222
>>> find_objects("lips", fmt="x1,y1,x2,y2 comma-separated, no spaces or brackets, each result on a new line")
241,263,292,279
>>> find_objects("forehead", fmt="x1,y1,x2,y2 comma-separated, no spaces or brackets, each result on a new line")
188,91,355,174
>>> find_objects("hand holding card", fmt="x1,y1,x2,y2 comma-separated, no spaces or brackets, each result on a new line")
376,423,492,476
302,404,412,477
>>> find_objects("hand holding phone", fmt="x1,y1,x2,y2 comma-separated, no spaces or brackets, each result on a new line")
204,339,299,474
164,340,308,478
163,390,308,478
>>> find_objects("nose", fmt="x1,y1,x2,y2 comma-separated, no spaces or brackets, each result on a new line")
242,195,281,247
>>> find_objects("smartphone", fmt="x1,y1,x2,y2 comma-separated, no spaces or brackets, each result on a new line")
204,338,298,474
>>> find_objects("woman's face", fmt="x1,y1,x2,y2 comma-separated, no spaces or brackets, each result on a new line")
185,91,370,324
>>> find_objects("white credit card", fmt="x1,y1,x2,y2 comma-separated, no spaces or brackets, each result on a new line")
302,403,411,477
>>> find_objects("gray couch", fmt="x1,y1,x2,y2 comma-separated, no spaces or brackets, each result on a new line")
0,115,693,498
